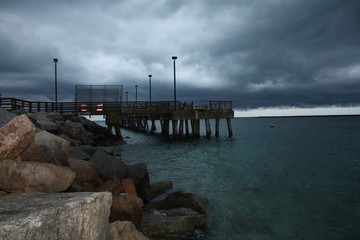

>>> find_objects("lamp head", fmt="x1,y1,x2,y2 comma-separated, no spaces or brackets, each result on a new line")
53,58,58,63
148,75,152,78
172,56,177,60
135,85,138,88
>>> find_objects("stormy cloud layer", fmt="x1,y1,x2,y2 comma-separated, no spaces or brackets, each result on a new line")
0,0,359,109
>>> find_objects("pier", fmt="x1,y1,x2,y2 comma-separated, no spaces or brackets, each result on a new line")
0,97,234,138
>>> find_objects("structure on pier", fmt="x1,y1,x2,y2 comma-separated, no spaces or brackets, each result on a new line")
0,97,234,139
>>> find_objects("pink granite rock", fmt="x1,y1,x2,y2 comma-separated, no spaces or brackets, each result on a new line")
0,114,36,160
0,159,75,193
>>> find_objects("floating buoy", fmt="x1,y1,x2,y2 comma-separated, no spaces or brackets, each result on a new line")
270,124,275,128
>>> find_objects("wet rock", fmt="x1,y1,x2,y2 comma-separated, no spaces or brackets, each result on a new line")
20,130,70,166
69,146,92,160
89,149,129,179
109,221,149,240
140,208,207,238
0,114,36,160
68,158,99,184
59,120,94,145
0,159,75,193
148,181,173,198
110,194,144,228
148,192,209,214
0,192,112,240
96,179,123,195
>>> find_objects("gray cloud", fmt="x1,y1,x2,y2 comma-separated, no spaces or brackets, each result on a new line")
0,0,359,109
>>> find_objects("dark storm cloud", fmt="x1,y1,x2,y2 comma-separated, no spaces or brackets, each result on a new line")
0,0,359,109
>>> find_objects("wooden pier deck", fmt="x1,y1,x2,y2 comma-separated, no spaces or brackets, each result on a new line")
0,98,234,138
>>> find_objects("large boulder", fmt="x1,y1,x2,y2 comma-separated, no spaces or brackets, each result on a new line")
0,192,112,240
147,181,173,199
68,158,99,184
148,192,209,214
0,114,36,160
59,120,94,145
0,107,17,128
20,130,70,166
0,159,75,193
110,194,144,228
89,149,129,179
109,221,149,240
140,208,207,238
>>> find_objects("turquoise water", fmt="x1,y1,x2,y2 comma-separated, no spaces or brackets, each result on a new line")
107,117,360,239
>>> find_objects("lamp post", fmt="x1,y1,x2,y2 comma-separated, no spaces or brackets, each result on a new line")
172,56,177,110
53,58,58,111
135,85,138,105
126,91,128,105
148,75,152,103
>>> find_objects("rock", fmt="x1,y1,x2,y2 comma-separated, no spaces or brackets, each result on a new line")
140,208,207,238
0,159,75,193
68,158,99,184
0,107,17,128
0,191,10,197
128,163,150,189
109,221,149,240
0,114,36,160
77,116,107,136
110,194,144,228
148,181,173,198
20,130,70,166
96,179,123,195
148,192,209,214
89,149,129,179
121,178,138,197
0,192,112,240
89,149,150,199
69,146,92,160
82,182,97,192
59,120,94,145
37,120,59,133
59,133,82,147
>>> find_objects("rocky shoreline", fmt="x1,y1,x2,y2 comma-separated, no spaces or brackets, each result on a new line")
0,107,209,240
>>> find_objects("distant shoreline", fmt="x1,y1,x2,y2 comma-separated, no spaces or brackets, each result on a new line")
256,114,360,118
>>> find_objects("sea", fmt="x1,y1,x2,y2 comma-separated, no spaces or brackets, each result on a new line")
97,116,360,240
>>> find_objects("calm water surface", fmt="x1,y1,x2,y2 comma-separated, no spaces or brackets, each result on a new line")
102,117,360,240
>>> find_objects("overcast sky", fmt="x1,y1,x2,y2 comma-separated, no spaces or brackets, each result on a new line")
0,0,360,111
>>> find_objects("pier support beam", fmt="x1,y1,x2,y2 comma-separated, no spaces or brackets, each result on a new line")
185,120,190,136
227,118,233,137
162,120,170,137
151,120,156,133
205,119,211,138
215,119,220,137
192,119,200,138
179,120,184,137
172,120,179,138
